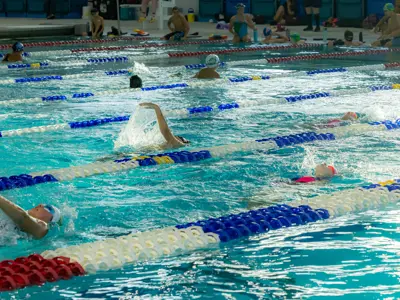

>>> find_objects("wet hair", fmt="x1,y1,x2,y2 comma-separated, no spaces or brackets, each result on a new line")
91,8,98,13
176,135,190,144
344,30,353,42
172,6,179,11
130,75,143,88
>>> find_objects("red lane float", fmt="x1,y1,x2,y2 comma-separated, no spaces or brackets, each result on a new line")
0,254,85,292
70,39,230,53
384,62,400,69
266,49,392,64
167,43,322,58
0,36,153,50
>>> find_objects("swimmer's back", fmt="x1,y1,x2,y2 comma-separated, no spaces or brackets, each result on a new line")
195,68,220,79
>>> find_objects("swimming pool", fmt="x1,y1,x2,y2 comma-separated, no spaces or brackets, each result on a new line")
1,39,400,299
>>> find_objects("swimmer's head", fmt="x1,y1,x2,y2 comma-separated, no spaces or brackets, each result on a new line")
130,75,143,88
315,163,337,179
12,42,24,53
28,204,63,226
172,6,180,15
205,54,220,69
384,3,395,15
91,8,99,16
176,135,190,144
344,30,354,42
236,3,246,13
263,27,272,38
342,111,358,120
290,33,301,43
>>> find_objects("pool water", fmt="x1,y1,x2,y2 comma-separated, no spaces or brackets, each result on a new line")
1,40,400,299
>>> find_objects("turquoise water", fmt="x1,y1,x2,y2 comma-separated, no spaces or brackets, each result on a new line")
1,40,400,299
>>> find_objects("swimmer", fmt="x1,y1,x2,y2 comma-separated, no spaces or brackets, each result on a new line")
292,163,337,184
229,3,256,43
372,3,400,47
90,8,104,39
194,54,221,79
315,112,358,129
2,42,24,63
262,27,289,44
130,75,143,88
0,195,62,239
162,6,190,41
328,30,363,47
139,102,190,148
288,32,305,45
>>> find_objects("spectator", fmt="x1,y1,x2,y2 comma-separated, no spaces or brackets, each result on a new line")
303,0,321,32
271,0,296,25
44,0,56,19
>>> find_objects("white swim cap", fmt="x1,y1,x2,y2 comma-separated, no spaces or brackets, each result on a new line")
205,54,220,68
44,204,63,226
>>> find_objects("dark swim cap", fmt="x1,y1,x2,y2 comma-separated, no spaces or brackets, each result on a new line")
176,135,190,144
130,75,143,88
12,42,24,52
344,30,353,42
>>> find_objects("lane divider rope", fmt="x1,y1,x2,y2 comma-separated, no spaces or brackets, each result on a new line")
1,180,399,291
1,119,398,191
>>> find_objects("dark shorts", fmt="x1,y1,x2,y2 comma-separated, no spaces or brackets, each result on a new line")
164,31,184,40
304,0,321,8
380,38,392,46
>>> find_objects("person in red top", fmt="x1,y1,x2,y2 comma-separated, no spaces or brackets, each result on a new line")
292,163,337,183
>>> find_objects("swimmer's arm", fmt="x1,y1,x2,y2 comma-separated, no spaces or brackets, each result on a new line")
139,103,183,146
167,18,174,32
0,195,47,239
388,27,400,38
229,16,236,35
181,15,190,38
246,14,256,30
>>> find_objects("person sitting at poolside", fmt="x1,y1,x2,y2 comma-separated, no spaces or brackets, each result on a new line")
130,75,143,88
90,8,104,39
2,42,24,63
270,0,296,25
139,102,190,148
292,163,337,184
162,6,190,41
372,3,400,47
262,27,289,44
328,30,363,47
229,3,257,43
194,54,221,79
0,195,62,239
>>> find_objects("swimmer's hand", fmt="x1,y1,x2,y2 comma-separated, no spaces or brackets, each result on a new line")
139,102,159,110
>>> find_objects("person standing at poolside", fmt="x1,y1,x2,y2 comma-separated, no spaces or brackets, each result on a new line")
303,0,321,32
229,3,257,43
162,6,190,41
2,42,24,63
372,3,400,47
0,195,62,239
194,54,221,79
139,0,158,23
90,8,104,39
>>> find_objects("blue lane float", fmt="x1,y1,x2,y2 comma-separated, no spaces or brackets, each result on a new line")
0,130,336,191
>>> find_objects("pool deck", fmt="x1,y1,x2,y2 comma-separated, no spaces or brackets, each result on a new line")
0,18,381,44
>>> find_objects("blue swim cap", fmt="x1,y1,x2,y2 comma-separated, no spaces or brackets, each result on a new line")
12,42,24,52
263,28,272,37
